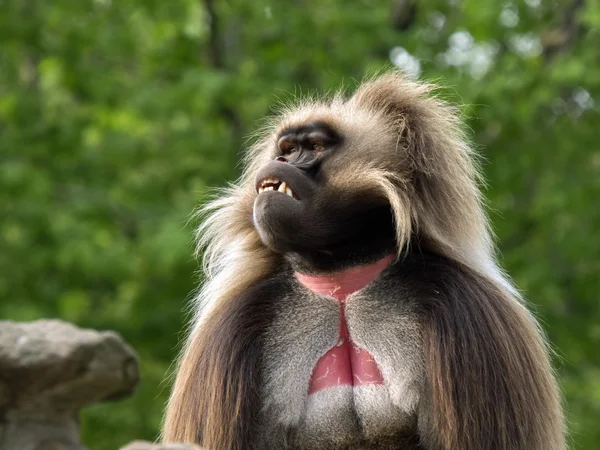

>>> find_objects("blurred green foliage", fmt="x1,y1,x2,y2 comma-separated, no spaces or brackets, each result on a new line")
0,0,598,448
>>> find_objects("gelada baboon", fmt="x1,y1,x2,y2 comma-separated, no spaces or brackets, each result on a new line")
163,72,565,450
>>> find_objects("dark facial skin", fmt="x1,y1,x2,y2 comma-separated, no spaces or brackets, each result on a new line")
253,122,397,273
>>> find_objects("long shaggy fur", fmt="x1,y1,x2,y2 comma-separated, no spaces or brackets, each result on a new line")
162,72,565,449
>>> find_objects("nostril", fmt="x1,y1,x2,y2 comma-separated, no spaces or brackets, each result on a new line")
275,156,287,163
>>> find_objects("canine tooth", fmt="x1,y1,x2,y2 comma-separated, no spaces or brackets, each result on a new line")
286,188,293,197
278,182,287,193
258,187,264,193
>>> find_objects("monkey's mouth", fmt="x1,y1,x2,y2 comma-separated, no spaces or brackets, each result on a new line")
257,178,296,199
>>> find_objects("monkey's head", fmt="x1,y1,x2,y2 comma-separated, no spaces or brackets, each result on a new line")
252,114,399,272
246,72,491,273
199,72,495,282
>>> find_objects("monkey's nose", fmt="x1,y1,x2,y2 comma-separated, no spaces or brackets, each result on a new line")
274,156,288,163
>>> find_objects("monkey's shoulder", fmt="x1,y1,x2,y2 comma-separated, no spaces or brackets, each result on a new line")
359,250,503,311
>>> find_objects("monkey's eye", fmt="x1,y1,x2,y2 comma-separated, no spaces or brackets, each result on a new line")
311,142,325,152
277,137,296,154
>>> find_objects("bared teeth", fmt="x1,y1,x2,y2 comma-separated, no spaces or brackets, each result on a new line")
257,178,296,199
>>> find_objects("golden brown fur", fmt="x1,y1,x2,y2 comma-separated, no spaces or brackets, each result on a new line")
162,72,565,449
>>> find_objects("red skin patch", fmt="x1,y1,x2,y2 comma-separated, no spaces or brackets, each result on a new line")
295,255,395,394
308,303,383,393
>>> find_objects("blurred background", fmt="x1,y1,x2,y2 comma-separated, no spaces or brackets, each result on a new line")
0,0,598,448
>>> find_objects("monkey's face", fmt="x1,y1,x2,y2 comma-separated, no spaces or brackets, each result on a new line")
252,112,400,270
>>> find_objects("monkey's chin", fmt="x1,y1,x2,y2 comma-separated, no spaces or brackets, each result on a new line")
253,192,305,254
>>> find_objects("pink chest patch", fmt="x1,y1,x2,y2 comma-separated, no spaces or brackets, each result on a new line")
295,255,395,394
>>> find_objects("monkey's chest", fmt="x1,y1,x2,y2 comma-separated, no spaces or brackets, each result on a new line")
295,299,416,448
308,302,384,393
260,285,422,449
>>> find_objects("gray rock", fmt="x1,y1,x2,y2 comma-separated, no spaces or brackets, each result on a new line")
0,319,139,450
120,441,202,450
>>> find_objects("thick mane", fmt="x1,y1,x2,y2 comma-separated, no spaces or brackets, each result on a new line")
349,73,518,297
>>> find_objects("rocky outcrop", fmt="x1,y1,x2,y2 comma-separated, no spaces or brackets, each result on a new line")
0,319,139,450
